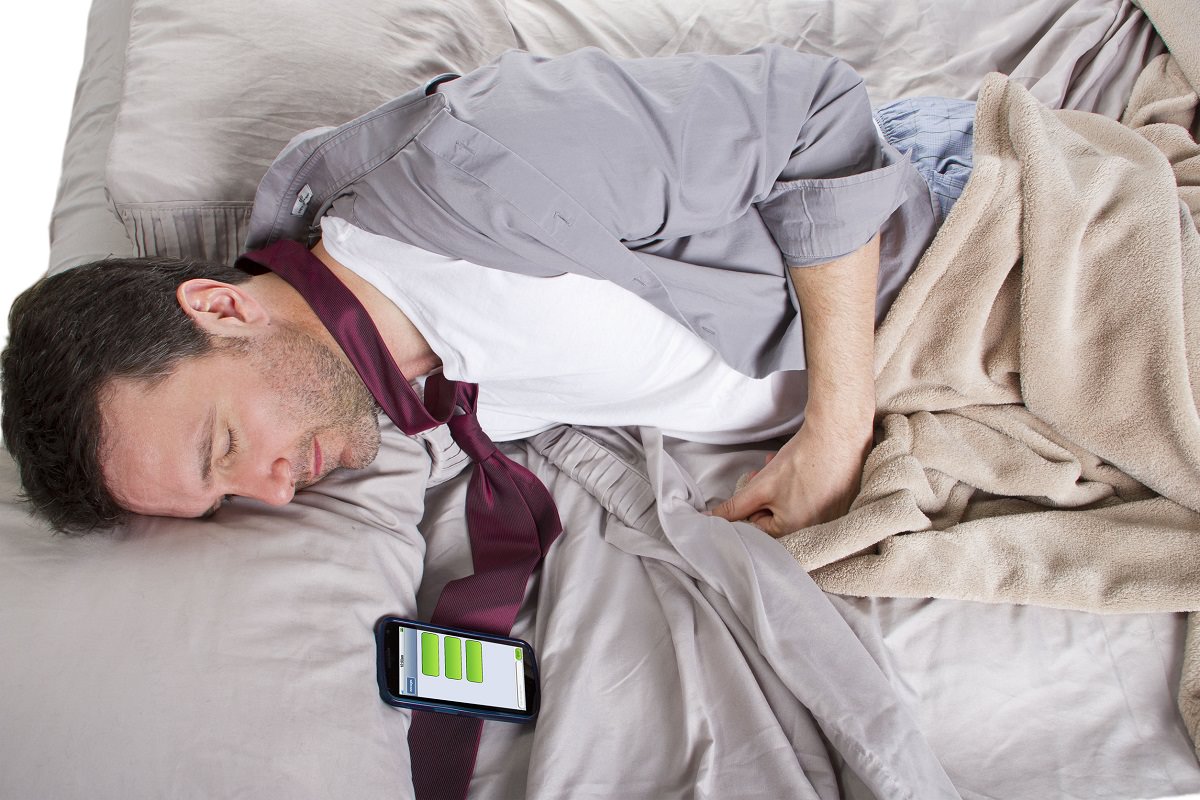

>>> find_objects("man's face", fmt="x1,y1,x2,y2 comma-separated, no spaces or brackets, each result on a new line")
99,322,381,518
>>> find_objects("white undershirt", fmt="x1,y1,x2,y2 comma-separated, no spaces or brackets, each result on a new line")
319,216,807,444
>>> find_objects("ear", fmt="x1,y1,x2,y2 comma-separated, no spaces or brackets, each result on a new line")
176,279,270,335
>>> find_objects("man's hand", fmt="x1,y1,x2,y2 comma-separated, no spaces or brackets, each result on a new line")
710,410,873,536
711,235,880,537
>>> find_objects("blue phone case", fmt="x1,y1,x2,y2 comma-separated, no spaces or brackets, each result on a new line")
374,615,540,723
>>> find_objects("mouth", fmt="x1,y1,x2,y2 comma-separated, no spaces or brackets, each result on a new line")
312,437,323,481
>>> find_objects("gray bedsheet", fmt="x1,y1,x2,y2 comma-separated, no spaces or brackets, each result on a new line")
2,416,1194,799
414,426,1200,799
419,426,959,799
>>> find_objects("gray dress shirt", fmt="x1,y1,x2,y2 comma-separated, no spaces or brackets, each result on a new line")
245,45,935,378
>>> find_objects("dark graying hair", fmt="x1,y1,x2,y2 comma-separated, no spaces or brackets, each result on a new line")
1,256,253,534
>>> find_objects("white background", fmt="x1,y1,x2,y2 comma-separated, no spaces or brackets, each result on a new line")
0,1,92,347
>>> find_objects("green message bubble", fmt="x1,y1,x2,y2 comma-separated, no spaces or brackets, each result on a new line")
421,632,440,677
444,636,463,680
466,639,483,683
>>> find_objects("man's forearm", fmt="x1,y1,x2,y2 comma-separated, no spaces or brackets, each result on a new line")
709,235,882,533
790,235,880,447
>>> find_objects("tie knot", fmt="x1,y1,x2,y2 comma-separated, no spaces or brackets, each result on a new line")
447,410,498,462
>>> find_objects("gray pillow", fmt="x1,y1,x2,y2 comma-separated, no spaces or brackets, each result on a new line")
49,0,140,274
0,421,437,799
107,0,520,264
104,0,1161,267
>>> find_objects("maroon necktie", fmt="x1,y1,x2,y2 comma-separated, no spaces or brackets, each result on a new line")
237,239,562,800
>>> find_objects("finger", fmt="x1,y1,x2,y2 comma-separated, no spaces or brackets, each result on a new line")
759,515,788,538
748,510,797,538
739,512,784,538
709,481,770,522
764,452,777,466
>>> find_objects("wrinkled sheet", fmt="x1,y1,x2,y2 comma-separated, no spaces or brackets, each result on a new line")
415,426,958,799
411,426,1200,799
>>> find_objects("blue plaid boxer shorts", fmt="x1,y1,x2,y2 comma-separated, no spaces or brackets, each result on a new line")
874,96,977,223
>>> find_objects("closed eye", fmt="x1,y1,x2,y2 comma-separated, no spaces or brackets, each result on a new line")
225,428,240,458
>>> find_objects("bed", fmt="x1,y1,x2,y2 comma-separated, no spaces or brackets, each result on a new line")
2,0,1198,798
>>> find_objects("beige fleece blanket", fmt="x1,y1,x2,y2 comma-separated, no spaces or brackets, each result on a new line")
779,55,1200,749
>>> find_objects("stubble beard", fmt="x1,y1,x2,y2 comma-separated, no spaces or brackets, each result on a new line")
256,322,382,481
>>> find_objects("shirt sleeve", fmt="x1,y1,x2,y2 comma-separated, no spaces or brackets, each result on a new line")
439,44,910,269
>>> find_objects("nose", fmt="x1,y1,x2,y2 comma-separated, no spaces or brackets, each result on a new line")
231,456,296,506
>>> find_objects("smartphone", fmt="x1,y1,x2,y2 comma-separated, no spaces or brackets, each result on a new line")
375,616,540,723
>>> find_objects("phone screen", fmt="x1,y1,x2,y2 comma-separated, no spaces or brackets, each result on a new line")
386,622,531,714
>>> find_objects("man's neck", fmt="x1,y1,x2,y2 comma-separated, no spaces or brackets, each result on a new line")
248,241,442,381
312,239,443,380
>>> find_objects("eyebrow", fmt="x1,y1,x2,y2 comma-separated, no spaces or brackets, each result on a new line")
198,408,216,487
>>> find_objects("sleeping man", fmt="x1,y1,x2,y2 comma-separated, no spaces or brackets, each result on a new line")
0,46,973,537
